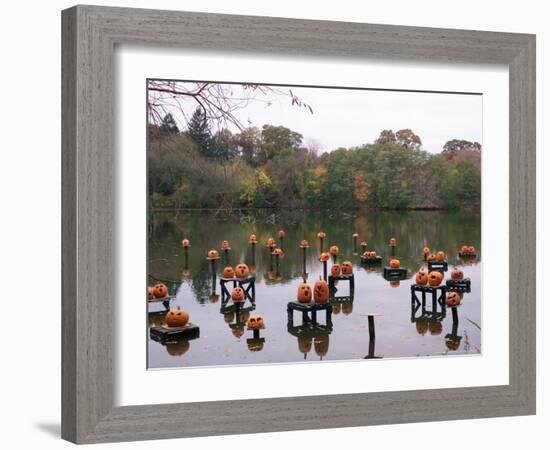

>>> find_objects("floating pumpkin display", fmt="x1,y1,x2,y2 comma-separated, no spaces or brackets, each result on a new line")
389,280,400,288
329,245,339,256
317,231,326,239
165,340,190,357
342,302,354,315
152,283,168,299
235,263,250,278
446,292,462,307
222,266,235,279
341,261,353,275
278,229,285,238
415,270,428,285
423,247,430,255
207,249,219,260
313,279,330,303
427,271,443,286
427,253,437,262
389,237,397,246
428,321,443,336
298,336,312,356
331,263,341,276
436,251,446,262
221,240,230,250
389,258,401,269
247,315,264,330
319,252,330,262
248,234,258,244
231,287,245,303
297,282,312,303
181,238,190,248
314,335,330,359
416,320,429,335
147,287,154,300
450,267,464,280
165,307,189,328
300,239,309,249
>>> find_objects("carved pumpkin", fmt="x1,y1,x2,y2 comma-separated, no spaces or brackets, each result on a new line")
235,263,250,278
389,258,400,269
423,247,430,255
427,271,443,286
247,315,264,330
313,279,330,303
427,253,437,262
389,238,397,246
231,287,245,303
370,251,377,257
319,252,330,262
152,283,168,299
446,291,462,306
362,251,370,257
278,229,285,238
428,321,443,336
450,267,464,280
317,231,326,239
165,307,189,328
436,251,446,262
341,261,353,275
181,238,190,248
221,240,230,250
272,247,283,256
147,287,154,300
360,241,368,249
352,233,359,238
329,245,339,256
314,335,330,358
248,234,257,244
222,266,235,279
415,270,428,285
461,245,468,253
266,237,275,247
207,249,219,260
389,280,400,288
469,246,476,253
297,282,312,303
342,302,354,315
331,263,341,276
300,239,309,249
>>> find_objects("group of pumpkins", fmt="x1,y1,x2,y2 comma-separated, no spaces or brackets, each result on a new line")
423,248,447,263
415,265,466,307
223,263,251,279
295,278,331,304
147,282,169,300
461,245,476,255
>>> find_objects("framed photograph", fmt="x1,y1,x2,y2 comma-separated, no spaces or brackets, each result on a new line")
62,5,536,444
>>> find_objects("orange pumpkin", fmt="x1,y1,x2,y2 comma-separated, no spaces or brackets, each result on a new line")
300,239,309,249
331,263,341,276
235,263,250,278
207,249,219,260
152,283,168,299
248,234,258,244
317,231,326,239
341,261,353,275
266,237,275,247
313,279,330,303
415,270,428,285
429,321,443,336
319,252,330,262
329,245,339,256
389,237,397,246
222,266,235,278
446,292,462,306
469,246,476,253
436,251,446,262
427,271,443,286
370,251,377,257
231,287,245,303
360,241,367,249
450,267,464,280
278,229,285,238
247,315,264,329
181,238,190,248
423,246,430,255
461,245,468,253
427,253,437,262
297,282,312,303
389,258,400,269
221,240,230,250
165,307,189,328
352,233,359,238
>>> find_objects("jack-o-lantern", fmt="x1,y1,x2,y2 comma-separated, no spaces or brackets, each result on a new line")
428,321,443,336
278,229,285,238
272,247,284,256
319,252,330,262
165,307,189,328
461,245,468,253
342,302,354,315
360,241,367,249
235,263,250,278
341,261,353,275
469,246,476,253
427,271,443,286
450,267,464,280
423,247,430,255
249,234,258,244
390,280,400,288
222,266,235,279
297,282,312,303
147,286,154,300
221,240,230,250
313,279,330,303
436,251,446,262
329,245,339,256
446,291,462,306
427,253,437,262
247,315,264,329
370,251,377,257
317,231,326,239
362,251,370,257
207,249,219,260
352,233,359,238
416,270,428,285
389,237,397,246
416,320,429,335
266,237,275,247
231,287,245,303
152,283,168,299
389,258,401,269
331,263,341,276
181,238,190,248
300,239,309,249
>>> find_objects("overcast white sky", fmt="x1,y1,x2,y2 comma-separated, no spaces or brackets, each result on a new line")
156,83,482,154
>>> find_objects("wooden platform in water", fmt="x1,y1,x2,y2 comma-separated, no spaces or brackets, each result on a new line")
446,278,471,292
149,323,200,341
428,261,448,272
458,252,477,258
383,267,407,280
360,255,383,265
287,301,332,325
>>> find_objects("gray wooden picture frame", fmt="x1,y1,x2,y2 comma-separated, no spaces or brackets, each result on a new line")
61,5,536,444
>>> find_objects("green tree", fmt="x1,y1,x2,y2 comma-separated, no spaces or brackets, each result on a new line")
375,129,396,145
260,125,303,162
187,107,212,157
233,127,263,166
395,128,422,150
159,113,179,135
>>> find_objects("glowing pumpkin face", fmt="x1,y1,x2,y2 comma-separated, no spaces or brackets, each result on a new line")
329,245,339,256
427,271,443,286
469,246,476,253
247,315,264,329
461,245,468,253
341,261,353,275
181,239,190,248
221,240,230,250
416,270,428,285
222,266,235,279
370,251,377,257
427,253,437,262
313,279,330,303
389,238,397,246
152,283,168,299
165,308,189,327
207,249,219,259
231,287,245,302
297,283,312,303
266,237,275,247
331,264,341,276
450,267,464,280
235,263,250,278
436,251,446,262
389,258,401,269
360,241,367,249
319,252,330,262
300,239,309,249
272,248,283,257
446,292,462,306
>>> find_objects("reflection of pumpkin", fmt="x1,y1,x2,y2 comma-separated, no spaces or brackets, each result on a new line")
300,239,309,249
331,264,341,276
147,287,154,300
247,340,264,352
427,253,436,262
223,312,235,324
222,266,235,278
152,283,168,298
428,321,442,336
165,308,189,328
389,280,400,288
389,258,400,269
235,263,250,278
416,320,429,335
342,302,354,315
317,231,326,239
313,279,330,303
231,287,245,302
249,234,258,244
166,340,190,357
446,292,462,306
298,337,312,355
314,335,330,358
436,251,446,262
423,247,430,255
389,238,397,246
415,270,428,285
181,239,190,248
297,283,312,303
278,230,285,238
209,294,219,304
450,267,464,280
341,261,353,275
221,240,230,250
332,303,341,314
329,245,339,256
319,252,330,262
232,327,245,338
247,315,264,329
427,271,443,286
207,249,219,259
445,337,461,351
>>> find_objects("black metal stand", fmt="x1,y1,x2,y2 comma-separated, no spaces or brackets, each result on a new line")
149,323,200,341
428,260,448,272
410,284,447,322
287,301,332,326
328,274,355,293
360,255,383,265
446,278,471,292
383,267,407,280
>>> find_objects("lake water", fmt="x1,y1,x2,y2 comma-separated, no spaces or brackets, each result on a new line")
147,209,481,368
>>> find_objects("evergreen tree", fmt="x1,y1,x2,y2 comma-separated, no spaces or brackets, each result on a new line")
187,107,212,156
159,113,179,135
